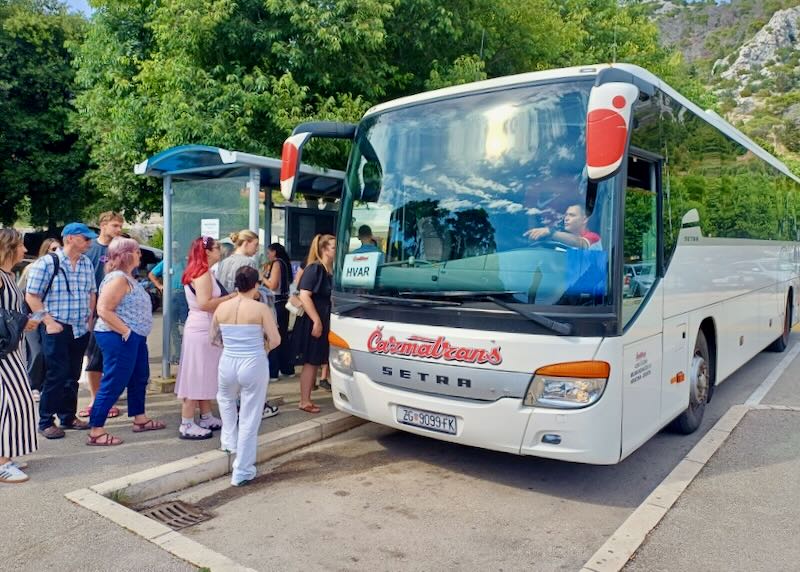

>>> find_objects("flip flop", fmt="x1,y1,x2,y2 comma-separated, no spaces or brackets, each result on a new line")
298,404,321,414
86,432,123,446
132,419,166,433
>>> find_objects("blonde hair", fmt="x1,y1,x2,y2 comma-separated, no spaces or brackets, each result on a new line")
38,238,60,258
229,229,258,247
0,229,23,268
305,234,335,272
98,211,124,225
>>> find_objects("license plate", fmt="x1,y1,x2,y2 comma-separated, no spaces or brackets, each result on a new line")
396,405,457,435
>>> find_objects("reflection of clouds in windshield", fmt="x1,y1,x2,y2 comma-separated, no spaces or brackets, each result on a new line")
420,164,436,172
556,145,574,160
437,175,491,200
402,175,437,196
526,207,542,215
465,175,508,194
440,198,475,211
487,199,524,214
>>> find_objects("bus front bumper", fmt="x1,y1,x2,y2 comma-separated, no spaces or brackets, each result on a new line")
330,369,622,464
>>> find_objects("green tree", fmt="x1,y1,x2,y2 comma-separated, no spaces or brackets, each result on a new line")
0,0,88,227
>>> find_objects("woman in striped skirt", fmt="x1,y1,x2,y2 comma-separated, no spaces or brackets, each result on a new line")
0,229,39,483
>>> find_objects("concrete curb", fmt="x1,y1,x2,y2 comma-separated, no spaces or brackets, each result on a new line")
66,411,366,571
580,404,800,572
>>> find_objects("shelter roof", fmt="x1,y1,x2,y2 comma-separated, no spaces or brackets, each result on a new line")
134,144,344,197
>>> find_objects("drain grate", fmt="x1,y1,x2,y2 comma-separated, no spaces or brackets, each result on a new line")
139,500,212,530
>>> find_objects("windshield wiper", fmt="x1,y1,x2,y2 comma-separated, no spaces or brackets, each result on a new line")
335,292,461,314
399,290,572,335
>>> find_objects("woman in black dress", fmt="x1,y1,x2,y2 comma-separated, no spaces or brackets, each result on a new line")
295,234,335,413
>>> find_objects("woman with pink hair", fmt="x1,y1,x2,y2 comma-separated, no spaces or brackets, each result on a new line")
87,237,165,446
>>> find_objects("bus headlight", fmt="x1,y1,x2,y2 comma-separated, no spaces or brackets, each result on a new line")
330,348,353,376
523,361,610,409
328,331,353,376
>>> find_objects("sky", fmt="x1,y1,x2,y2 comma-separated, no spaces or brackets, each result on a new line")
66,0,91,16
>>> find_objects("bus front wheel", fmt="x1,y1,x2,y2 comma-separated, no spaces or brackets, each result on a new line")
670,330,711,434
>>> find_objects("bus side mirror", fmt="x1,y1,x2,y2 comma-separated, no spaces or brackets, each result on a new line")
586,82,639,181
280,132,312,201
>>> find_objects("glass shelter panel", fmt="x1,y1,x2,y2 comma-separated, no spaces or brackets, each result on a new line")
167,177,250,362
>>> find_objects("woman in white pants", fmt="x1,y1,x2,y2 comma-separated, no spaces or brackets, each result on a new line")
210,266,280,487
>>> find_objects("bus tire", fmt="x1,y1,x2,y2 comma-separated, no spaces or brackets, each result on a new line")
670,330,711,434
767,296,792,353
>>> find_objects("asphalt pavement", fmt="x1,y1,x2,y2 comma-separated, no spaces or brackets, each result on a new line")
174,340,800,572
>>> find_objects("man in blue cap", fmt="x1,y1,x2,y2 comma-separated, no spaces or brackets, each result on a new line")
25,223,98,439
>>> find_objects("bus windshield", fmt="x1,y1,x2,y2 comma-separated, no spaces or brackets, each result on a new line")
337,80,618,308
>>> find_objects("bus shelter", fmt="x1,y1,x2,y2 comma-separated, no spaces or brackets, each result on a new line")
135,144,344,378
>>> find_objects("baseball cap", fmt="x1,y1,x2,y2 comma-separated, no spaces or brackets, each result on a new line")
62,222,98,239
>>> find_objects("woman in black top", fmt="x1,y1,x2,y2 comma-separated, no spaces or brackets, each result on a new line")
294,234,335,413
263,243,294,379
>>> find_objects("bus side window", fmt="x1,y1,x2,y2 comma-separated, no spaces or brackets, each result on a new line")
622,154,659,325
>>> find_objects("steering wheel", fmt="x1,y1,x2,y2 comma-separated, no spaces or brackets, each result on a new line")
526,239,573,250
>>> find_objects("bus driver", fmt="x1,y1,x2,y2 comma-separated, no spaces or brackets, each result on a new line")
524,203,600,249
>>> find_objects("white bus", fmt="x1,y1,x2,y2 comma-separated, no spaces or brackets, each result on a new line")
280,64,800,464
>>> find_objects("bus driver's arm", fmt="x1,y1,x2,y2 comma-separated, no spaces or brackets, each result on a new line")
524,227,592,249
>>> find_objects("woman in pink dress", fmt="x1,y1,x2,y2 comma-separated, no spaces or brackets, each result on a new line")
175,236,236,439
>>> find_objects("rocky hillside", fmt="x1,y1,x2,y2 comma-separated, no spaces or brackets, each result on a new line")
648,0,800,162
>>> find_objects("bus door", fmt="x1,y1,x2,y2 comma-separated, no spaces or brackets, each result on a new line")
620,151,665,456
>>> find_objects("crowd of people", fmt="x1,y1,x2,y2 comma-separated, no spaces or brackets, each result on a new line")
0,216,335,487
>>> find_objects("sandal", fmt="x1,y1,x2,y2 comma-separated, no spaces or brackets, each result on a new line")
86,432,123,446
79,406,120,419
132,418,166,433
179,422,212,441
198,415,222,431
298,403,321,414
62,419,90,430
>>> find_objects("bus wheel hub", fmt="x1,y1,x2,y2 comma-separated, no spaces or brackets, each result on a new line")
690,355,708,404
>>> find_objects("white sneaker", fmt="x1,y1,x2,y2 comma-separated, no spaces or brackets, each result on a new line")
0,462,29,483
262,403,279,419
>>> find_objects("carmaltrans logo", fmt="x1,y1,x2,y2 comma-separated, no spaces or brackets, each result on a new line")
366,326,502,365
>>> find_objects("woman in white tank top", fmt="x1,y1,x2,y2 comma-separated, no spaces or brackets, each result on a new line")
210,266,280,486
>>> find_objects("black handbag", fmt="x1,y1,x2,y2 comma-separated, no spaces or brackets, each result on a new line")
0,307,29,359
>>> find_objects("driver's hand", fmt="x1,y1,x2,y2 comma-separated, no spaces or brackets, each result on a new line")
524,227,551,241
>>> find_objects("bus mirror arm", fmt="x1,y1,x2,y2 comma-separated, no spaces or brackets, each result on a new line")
280,121,357,201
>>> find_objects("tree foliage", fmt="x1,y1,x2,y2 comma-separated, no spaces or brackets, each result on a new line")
0,0,88,227
72,0,687,220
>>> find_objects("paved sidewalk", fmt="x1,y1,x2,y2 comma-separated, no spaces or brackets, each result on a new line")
626,407,800,572
1,316,334,572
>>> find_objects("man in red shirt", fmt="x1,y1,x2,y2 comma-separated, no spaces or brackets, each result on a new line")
524,203,600,249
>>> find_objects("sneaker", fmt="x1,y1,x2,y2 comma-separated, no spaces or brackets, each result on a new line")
318,379,332,391
262,403,279,419
0,462,29,483
10,459,28,470
197,414,222,431
269,376,279,382
31,390,40,402
232,477,254,487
